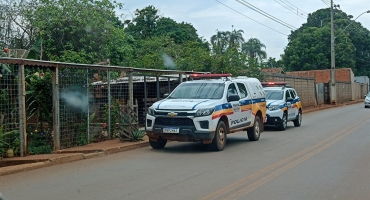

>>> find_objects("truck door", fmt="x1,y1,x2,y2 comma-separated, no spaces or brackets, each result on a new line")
285,90,294,120
289,89,299,119
236,82,252,126
227,83,244,129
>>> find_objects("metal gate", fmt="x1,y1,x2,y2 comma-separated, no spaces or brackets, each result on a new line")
324,83,330,104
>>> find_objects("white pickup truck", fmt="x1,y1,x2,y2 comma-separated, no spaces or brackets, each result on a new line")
146,74,267,151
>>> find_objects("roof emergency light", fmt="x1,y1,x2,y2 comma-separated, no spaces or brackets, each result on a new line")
189,73,232,79
261,82,287,87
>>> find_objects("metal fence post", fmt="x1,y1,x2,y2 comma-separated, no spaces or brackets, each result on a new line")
144,75,147,115
107,70,111,140
156,74,160,101
52,66,60,150
18,64,26,156
128,71,133,107
86,69,90,143
128,71,133,135
168,77,171,93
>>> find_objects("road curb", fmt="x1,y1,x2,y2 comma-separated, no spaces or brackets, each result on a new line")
104,141,150,155
0,141,150,176
0,161,52,176
303,100,363,114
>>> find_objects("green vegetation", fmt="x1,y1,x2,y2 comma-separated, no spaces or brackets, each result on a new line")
283,8,370,77
0,1,269,77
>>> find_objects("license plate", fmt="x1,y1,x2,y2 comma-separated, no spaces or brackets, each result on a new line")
163,127,180,133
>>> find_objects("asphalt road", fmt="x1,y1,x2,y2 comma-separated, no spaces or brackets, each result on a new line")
1,103,370,200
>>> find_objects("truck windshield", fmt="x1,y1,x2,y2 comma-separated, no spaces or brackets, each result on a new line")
264,90,284,100
169,83,225,99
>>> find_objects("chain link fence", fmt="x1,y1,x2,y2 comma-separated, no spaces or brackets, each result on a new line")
0,64,20,158
0,58,200,157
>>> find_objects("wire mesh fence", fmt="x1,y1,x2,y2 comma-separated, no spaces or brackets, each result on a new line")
57,68,184,149
0,58,202,156
0,65,20,158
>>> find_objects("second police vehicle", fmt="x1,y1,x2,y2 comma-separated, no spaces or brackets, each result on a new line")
262,82,302,131
146,74,267,151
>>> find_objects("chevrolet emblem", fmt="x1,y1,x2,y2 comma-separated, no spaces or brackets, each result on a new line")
168,112,178,117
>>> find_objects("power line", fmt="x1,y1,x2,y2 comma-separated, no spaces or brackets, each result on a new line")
283,0,309,15
355,57,370,63
321,0,330,7
335,7,369,36
215,0,289,36
236,0,297,30
274,0,306,19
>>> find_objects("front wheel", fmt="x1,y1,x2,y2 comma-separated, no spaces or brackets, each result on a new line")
149,138,167,149
293,110,302,127
277,113,287,131
247,116,261,141
210,121,227,151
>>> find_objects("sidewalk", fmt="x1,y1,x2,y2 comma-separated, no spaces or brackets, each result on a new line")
0,99,364,176
0,137,150,176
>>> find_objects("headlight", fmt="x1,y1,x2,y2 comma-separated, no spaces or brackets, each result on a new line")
147,108,155,116
195,108,215,117
365,99,370,103
268,105,280,111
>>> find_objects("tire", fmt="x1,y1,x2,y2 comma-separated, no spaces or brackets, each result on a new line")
365,105,369,108
277,113,287,131
247,116,261,141
293,110,302,127
149,138,167,149
210,121,227,151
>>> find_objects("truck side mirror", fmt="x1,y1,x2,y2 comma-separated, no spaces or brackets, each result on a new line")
228,94,240,102
286,97,294,102
163,94,169,98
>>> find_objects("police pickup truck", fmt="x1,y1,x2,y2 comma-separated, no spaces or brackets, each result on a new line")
262,82,302,131
146,74,266,151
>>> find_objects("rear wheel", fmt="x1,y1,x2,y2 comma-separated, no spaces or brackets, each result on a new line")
149,138,167,149
278,113,287,131
247,116,261,141
293,110,302,127
210,121,227,151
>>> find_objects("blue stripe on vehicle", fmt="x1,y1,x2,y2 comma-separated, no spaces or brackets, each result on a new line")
267,100,279,107
192,100,210,109
156,100,166,109
252,98,266,103
214,103,232,111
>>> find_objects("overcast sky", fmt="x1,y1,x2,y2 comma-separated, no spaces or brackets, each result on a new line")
119,0,370,59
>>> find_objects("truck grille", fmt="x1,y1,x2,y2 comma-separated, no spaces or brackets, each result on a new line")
154,117,194,126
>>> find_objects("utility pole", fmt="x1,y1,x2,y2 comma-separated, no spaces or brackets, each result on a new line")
330,0,336,104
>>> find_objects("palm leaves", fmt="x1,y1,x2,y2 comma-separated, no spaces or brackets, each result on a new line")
242,38,267,61
210,30,267,62
210,29,245,54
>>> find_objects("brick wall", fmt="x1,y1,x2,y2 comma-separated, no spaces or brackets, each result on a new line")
263,72,367,107
264,73,317,107
286,68,353,83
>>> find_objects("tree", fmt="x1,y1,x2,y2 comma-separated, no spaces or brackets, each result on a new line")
210,31,229,54
241,38,267,61
27,0,131,64
210,29,244,54
0,0,39,50
124,5,212,71
228,29,244,49
263,57,283,69
283,8,370,77
124,5,160,39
